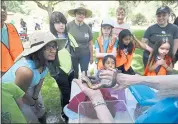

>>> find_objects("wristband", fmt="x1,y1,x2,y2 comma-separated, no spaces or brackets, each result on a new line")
32,97,38,100
30,103,35,106
92,98,106,108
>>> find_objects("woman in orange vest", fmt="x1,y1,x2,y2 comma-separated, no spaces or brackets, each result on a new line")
1,1,24,76
95,19,119,70
116,29,136,75
133,36,173,76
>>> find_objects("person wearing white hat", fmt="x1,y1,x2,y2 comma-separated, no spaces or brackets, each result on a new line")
67,6,93,78
95,19,118,70
2,31,67,123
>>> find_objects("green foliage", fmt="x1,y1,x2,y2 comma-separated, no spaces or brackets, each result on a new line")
92,32,99,44
41,74,61,114
132,29,145,40
5,1,30,15
132,13,147,25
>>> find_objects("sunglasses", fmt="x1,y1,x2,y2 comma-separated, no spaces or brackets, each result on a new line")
45,44,58,51
76,11,86,16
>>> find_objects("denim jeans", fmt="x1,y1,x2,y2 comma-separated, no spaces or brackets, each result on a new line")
71,53,90,78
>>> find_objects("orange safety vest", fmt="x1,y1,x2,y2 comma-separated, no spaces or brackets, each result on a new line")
1,23,24,72
144,56,172,76
97,36,117,70
116,46,135,71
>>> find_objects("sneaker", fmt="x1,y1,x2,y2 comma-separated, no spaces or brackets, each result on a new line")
61,113,69,123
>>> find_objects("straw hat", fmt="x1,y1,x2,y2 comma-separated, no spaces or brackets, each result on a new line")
68,7,92,18
15,31,67,61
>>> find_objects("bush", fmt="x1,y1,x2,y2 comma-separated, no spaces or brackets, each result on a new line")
132,13,147,25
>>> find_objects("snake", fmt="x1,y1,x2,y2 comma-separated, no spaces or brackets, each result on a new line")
81,69,120,90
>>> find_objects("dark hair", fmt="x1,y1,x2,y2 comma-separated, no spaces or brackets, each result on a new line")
102,55,116,66
27,42,59,70
174,17,178,26
148,38,173,66
27,47,47,70
50,11,67,37
118,29,134,55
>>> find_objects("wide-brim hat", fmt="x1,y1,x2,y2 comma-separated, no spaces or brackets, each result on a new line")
68,7,92,18
15,31,67,61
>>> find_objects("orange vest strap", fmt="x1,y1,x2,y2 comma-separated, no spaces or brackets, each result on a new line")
116,46,135,71
1,23,24,72
96,36,116,70
144,56,172,76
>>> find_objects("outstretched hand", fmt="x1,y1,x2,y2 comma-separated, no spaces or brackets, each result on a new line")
73,79,103,101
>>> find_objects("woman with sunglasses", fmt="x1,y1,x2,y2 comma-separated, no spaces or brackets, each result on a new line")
2,31,65,123
67,6,94,78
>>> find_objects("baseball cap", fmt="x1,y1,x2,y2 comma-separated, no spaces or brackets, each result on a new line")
101,19,114,28
156,6,170,15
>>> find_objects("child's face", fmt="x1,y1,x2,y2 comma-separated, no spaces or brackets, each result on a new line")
102,26,112,37
116,9,125,24
104,58,115,70
122,35,131,45
158,42,170,57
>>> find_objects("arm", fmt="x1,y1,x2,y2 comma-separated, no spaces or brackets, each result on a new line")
73,79,114,123
148,62,159,72
90,96,114,123
95,48,113,58
173,26,178,56
117,74,178,98
15,67,35,105
99,69,178,98
88,25,94,64
173,39,178,56
32,79,44,99
134,37,153,53
89,40,94,63
162,62,173,72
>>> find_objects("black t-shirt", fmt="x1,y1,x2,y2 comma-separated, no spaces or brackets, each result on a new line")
143,23,178,48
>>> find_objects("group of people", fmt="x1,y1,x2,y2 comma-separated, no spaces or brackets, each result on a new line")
1,0,178,123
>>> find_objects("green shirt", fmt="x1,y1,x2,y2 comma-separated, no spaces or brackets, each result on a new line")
2,83,27,123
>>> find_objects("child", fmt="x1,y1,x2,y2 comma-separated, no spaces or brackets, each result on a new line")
64,55,120,120
102,55,116,70
133,36,173,76
131,36,173,119
113,7,130,37
95,19,119,70
116,29,136,75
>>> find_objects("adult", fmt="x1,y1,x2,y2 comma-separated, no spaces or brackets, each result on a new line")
2,31,65,123
67,6,93,78
49,11,78,122
142,6,178,68
20,18,27,33
174,17,178,26
73,69,178,123
173,17,178,63
1,1,24,76
113,6,130,37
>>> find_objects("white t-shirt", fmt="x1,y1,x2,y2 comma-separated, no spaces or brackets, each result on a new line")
113,21,130,37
